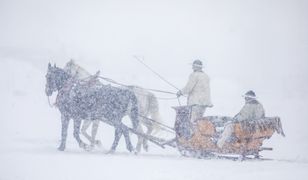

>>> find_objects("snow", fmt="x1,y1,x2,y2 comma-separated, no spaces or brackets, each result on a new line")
1,0,308,179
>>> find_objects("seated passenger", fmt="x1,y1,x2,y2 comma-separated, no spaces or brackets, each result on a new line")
217,90,265,148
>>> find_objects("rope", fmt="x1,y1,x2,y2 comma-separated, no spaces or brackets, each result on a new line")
138,114,175,132
133,56,184,106
177,97,181,106
99,76,175,94
134,87,176,95
134,56,181,91
98,76,180,100
156,97,179,100
98,76,126,87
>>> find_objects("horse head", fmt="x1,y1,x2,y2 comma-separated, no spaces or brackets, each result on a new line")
45,63,70,96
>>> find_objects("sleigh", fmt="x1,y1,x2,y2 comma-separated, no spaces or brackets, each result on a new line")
172,106,285,159
131,105,285,160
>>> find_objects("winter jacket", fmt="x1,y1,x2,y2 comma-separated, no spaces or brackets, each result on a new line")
181,71,212,106
233,99,265,122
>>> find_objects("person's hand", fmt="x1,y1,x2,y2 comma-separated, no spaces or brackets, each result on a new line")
176,91,182,98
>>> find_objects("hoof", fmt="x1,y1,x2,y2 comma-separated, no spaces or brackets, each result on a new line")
132,149,138,155
106,149,115,154
80,143,92,151
136,145,141,153
85,145,93,151
127,147,135,153
95,140,102,147
143,144,149,152
58,145,65,151
134,150,139,155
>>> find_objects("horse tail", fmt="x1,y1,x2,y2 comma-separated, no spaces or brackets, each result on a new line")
148,94,163,134
128,91,139,130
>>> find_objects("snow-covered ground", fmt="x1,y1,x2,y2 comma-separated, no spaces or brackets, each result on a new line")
1,57,307,180
1,0,308,179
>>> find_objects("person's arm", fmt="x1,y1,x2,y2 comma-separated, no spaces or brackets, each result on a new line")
256,104,265,118
233,105,249,122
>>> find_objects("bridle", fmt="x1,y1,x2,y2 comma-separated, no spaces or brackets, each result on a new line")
46,67,73,108
47,95,55,108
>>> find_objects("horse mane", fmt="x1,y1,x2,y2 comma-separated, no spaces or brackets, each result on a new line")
49,65,73,91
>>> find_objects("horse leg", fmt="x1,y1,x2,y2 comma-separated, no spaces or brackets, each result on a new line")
91,120,101,146
109,126,123,153
73,118,90,151
150,108,162,134
136,124,144,153
58,115,70,151
121,124,134,152
81,120,92,144
142,104,162,151
143,125,154,152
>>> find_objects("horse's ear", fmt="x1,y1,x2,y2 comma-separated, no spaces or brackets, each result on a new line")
48,63,51,69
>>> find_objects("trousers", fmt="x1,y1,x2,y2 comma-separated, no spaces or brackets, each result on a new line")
190,105,207,123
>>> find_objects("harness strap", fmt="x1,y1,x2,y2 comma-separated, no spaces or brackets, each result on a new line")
98,76,182,102
138,114,175,132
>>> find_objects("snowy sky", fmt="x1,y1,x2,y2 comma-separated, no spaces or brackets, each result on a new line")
0,0,307,114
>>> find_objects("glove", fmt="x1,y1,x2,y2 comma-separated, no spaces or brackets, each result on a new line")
176,91,182,98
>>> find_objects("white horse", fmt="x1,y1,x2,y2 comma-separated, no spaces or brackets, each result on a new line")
64,59,92,80
64,60,163,152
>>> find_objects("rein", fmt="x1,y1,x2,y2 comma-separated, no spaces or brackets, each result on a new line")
47,70,182,107
138,114,175,134
98,76,182,102
46,76,76,108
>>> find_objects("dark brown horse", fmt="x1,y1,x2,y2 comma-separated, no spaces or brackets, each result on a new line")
45,63,139,153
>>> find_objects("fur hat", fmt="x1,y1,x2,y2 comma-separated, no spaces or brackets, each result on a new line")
193,59,203,67
192,60,203,71
243,90,257,99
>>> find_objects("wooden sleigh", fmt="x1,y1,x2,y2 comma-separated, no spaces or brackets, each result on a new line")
118,105,284,160
173,106,285,159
